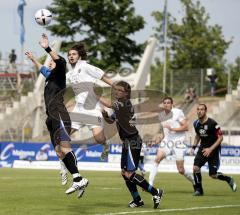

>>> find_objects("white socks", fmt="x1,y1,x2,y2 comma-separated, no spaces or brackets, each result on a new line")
73,173,81,179
184,171,195,184
60,159,67,174
149,162,159,186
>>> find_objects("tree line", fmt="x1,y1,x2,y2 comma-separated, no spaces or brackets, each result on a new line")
47,0,239,93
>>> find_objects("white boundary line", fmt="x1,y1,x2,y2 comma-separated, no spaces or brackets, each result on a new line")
95,204,240,215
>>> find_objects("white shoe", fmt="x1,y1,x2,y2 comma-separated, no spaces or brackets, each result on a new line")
77,185,89,199
65,178,89,195
228,177,237,192
60,171,68,186
100,144,109,161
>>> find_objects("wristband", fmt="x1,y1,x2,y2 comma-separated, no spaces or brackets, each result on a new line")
45,47,52,53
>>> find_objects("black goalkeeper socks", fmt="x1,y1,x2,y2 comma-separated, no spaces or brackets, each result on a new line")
216,172,231,183
122,175,141,202
62,151,82,181
194,172,203,193
130,173,158,196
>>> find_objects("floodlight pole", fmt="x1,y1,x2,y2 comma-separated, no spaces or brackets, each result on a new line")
162,0,168,93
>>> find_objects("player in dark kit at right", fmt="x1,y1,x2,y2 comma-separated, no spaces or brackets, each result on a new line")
190,104,237,196
100,81,164,209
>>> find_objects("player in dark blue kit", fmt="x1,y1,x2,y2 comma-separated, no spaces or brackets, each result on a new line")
25,34,88,197
191,104,237,196
100,81,164,209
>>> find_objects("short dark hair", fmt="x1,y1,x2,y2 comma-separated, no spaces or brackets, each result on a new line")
115,81,131,99
69,43,87,60
198,103,207,111
163,96,173,104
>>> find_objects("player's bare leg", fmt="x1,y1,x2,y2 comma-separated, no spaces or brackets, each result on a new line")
176,160,195,190
92,127,109,160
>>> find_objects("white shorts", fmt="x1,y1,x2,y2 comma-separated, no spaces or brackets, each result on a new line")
70,103,104,130
159,138,187,161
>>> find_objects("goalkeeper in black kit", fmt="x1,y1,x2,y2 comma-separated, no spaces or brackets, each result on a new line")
191,104,237,196
25,34,88,198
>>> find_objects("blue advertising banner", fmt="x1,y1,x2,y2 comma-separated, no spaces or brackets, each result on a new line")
1,142,239,168
0,142,107,167
220,146,240,157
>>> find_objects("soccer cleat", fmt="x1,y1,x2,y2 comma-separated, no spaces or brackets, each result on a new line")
77,181,89,198
60,171,68,186
228,177,237,192
152,188,164,209
65,178,89,195
77,188,85,199
193,190,204,196
128,199,144,208
100,144,109,161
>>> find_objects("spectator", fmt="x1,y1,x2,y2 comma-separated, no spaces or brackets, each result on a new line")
207,72,217,96
189,87,197,101
184,88,191,103
9,49,17,71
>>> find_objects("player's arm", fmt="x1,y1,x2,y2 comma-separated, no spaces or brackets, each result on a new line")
98,96,112,108
93,85,113,108
190,134,200,155
39,33,60,60
102,110,115,124
210,134,223,151
152,124,164,146
25,51,51,78
25,52,42,69
173,118,188,132
193,134,200,148
101,75,114,86
164,118,188,132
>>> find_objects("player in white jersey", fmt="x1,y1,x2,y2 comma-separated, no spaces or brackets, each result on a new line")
149,97,195,190
66,43,114,161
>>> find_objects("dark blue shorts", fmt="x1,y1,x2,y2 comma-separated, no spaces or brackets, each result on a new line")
121,135,142,171
194,147,221,175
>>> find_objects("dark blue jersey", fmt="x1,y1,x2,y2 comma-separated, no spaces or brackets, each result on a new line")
193,117,222,148
111,99,138,140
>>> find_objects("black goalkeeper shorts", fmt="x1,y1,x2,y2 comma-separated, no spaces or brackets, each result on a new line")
46,108,71,148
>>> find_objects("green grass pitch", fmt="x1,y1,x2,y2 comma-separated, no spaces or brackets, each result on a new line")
0,169,239,215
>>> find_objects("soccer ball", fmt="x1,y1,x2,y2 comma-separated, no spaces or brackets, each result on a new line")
35,9,52,26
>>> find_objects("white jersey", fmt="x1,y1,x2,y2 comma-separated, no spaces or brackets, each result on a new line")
66,60,104,111
159,108,186,142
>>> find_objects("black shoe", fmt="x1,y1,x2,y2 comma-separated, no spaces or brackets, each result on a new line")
152,188,164,209
128,199,144,208
193,190,204,196
193,184,197,192
228,177,237,192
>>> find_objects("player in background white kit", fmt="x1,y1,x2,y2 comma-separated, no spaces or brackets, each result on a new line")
149,97,195,190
